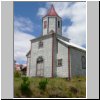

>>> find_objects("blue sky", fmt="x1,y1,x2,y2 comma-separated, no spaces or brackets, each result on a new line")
14,2,86,64
14,2,72,37
14,2,45,37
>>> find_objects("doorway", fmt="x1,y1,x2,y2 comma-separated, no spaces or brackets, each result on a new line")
36,56,44,77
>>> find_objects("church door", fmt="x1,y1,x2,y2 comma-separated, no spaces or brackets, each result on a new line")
36,56,44,77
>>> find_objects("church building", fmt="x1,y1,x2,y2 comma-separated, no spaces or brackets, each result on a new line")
26,5,86,79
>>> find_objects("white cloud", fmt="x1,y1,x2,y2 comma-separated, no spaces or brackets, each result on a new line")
63,2,86,46
37,7,47,17
14,16,34,32
14,17,35,64
37,2,86,47
46,2,72,19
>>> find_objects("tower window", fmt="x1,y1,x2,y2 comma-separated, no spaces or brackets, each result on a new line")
58,21,60,28
38,41,43,48
44,21,47,29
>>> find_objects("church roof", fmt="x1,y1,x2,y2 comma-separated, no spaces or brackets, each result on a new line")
58,38,86,51
43,5,60,18
26,34,85,57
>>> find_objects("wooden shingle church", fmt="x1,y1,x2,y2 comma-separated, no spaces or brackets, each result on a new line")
26,5,86,79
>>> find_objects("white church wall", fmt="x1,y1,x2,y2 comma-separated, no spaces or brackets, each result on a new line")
57,41,68,78
27,57,31,76
48,17,56,33
30,37,53,77
70,48,86,77
43,37,52,77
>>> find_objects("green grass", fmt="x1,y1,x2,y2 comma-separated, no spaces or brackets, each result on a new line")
14,76,86,98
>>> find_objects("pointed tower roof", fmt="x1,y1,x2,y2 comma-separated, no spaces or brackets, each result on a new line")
43,5,60,18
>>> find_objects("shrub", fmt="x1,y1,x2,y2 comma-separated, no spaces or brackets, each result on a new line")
38,78,48,91
14,71,21,78
20,77,32,97
69,86,78,94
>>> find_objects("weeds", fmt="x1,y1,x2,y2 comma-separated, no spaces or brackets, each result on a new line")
20,77,32,97
14,77,86,98
38,78,48,91
14,71,21,78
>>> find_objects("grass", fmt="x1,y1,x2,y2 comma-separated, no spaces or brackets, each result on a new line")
14,76,86,98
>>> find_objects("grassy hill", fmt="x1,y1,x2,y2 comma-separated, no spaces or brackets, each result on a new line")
14,74,86,98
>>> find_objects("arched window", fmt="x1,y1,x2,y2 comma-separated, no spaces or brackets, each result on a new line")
36,56,44,77
81,56,86,69
37,56,43,63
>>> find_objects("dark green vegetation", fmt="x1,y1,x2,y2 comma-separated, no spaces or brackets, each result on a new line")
14,72,86,98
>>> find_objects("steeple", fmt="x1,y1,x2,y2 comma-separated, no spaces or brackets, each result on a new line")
44,5,59,17
42,5,62,36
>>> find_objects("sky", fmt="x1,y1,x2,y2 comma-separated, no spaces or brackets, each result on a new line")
14,1,86,64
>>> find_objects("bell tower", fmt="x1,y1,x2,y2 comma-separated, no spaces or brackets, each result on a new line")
42,5,62,36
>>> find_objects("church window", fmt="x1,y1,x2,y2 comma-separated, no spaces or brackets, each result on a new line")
44,21,47,29
58,59,62,67
38,41,43,48
37,56,43,63
81,56,86,69
58,21,60,28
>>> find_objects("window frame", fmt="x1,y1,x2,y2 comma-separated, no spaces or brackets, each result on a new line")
57,59,62,67
44,21,47,29
81,56,86,69
38,41,43,49
58,21,60,28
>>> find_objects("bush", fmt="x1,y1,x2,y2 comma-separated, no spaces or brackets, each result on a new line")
38,78,48,91
14,71,21,78
69,86,78,94
20,77,32,97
